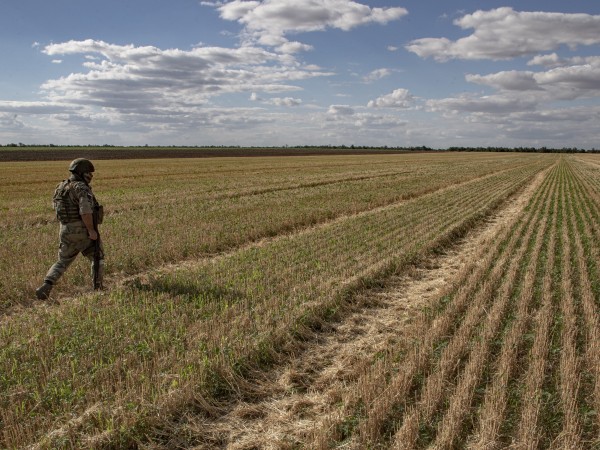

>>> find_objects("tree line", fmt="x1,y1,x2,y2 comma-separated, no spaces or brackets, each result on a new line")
0,143,597,153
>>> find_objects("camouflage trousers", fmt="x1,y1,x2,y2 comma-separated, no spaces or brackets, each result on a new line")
44,221,104,285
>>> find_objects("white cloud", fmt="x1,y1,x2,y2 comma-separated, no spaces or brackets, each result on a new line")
352,112,407,129
219,0,407,32
367,88,414,108
328,104,355,116
40,39,333,112
268,97,302,107
466,60,600,100
510,107,600,125
309,107,409,145
478,105,600,145
0,101,75,114
43,39,281,67
363,68,392,83
11,3,599,149
250,92,302,106
0,112,25,130
427,94,538,114
527,53,566,68
277,41,314,54
406,7,600,61
216,0,407,52
535,63,600,92
218,0,260,21
11,38,344,143
528,54,600,68
466,71,541,91
411,18,600,148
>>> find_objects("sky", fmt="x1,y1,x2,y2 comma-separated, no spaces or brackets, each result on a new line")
1,0,599,149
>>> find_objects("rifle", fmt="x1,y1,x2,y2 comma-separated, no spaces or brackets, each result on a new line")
93,205,102,290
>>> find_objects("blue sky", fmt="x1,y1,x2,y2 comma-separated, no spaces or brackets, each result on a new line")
1,0,599,148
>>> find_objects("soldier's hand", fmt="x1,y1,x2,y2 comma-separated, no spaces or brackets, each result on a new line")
88,230,98,240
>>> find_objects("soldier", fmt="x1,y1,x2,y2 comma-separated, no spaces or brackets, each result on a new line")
36,158,104,300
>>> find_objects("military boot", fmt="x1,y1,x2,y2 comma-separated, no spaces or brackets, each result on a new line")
35,282,53,300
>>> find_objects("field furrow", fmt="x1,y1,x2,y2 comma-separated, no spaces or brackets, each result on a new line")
434,183,550,450
563,162,600,444
552,167,583,448
465,173,555,449
388,165,551,449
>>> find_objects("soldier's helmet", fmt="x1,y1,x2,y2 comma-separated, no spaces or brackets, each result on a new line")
69,158,95,175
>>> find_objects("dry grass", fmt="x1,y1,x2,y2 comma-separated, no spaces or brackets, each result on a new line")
390,176,539,449
303,157,600,449
309,164,553,450
8,153,598,449
0,153,540,311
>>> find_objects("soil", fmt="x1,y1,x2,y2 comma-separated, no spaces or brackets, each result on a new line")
0,147,420,162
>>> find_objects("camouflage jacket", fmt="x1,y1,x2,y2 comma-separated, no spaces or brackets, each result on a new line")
52,175,97,224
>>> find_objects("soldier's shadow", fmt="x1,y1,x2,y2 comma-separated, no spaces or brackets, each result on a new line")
126,273,247,310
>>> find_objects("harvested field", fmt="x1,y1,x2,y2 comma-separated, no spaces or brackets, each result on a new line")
2,152,599,448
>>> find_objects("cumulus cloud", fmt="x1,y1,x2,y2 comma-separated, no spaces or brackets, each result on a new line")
427,94,538,114
478,105,600,145
40,39,332,112
466,71,541,91
418,21,600,145
216,0,407,53
328,104,355,116
535,63,600,92
15,3,598,148
314,108,408,145
267,97,302,107
13,1,412,145
363,68,392,83
278,41,314,54
527,53,567,68
250,92,302,106
352,112,407,129
0,112,25,130
510,107,600,124
44,39,282,68
466,59,600,100
16,38,345,142
528,53,600,68
367,88,414,108
0,100,75,114
406,7,600,61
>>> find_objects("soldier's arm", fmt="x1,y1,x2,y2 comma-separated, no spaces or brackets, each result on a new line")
71,182,98,240
82,213,98,240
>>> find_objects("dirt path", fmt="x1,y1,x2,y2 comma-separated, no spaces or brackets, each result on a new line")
149,170,547,449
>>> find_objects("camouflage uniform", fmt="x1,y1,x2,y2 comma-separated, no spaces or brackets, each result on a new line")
36,159,104,299
45,176,104,284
